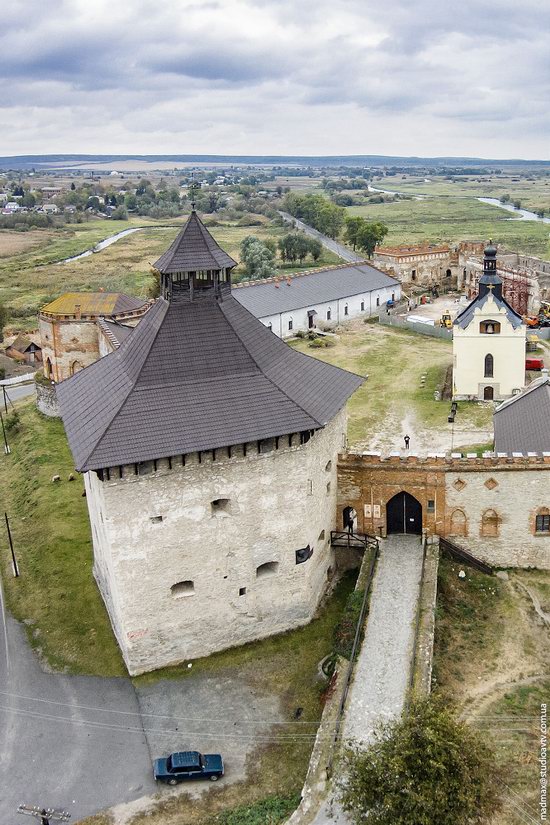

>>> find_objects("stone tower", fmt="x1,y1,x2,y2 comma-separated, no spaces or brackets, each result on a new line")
58,212,363,674
453,243,526,401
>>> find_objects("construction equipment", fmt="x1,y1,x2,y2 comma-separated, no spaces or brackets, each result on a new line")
439,309,453,329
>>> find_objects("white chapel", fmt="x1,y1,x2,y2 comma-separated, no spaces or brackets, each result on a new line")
453,244,526,401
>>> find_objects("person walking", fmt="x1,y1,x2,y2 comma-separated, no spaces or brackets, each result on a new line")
404,434,410,449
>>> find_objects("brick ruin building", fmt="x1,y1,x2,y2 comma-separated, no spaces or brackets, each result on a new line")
375,239,548,316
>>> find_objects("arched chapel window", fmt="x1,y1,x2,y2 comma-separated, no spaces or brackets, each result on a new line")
484,354,494,378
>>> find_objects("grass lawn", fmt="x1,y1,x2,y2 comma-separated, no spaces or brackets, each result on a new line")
290,321,493,451
433,558,550,824
347,196,550,259
0,217,340,330
0,401,125,675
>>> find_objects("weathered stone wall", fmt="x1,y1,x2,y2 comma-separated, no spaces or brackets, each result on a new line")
36,382,60,418
39,316,100,382
86,409,348,675
374,247,458,288
338,452,550,569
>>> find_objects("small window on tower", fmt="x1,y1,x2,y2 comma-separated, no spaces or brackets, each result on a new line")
256,561,279,578
171,580,195,598
150,515,163,524
211,498,231,516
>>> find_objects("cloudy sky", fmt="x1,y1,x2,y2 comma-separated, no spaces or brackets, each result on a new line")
1,0,549,159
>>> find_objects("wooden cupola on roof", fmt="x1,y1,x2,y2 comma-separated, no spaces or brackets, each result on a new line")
153,208,237,301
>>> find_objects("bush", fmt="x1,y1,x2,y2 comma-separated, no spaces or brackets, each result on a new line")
308,337,336,348
0,367,5,380
4,410,20,433
211,794,300,824
339,695,501,825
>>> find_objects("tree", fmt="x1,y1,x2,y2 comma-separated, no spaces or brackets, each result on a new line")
294,234,311,263
70,182,76,191
0,303,8,342
240,236,276,280
124,193,138,211
344,216,366,250
499,193,510,204
111,205,128,221
356,221,388,258
308,238,322,261
339,696,501,825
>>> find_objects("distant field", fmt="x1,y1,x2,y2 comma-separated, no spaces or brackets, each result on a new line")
0,229,59,258
347,196,550,258
372,172,550,214
0,216,339,329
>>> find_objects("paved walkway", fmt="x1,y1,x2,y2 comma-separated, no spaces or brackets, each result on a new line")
278,212,364,263
310,535,424,823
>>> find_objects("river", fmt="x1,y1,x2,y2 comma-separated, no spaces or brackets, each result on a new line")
58,225,179,264
367,185,550,224
476,197,550,224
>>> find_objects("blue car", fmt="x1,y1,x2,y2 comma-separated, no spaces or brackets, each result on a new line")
153,750,224,785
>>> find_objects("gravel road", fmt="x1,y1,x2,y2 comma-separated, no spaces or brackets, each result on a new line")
278,212,364,263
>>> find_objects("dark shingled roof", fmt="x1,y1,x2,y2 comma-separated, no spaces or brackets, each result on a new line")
153,211,237,274
453,291,523,330
494,376,550,454
57,294,364,472
233,263,399,318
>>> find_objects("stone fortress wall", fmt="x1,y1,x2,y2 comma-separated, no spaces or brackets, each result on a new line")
39,304,148,384
338,451,550,569
86,409,348,675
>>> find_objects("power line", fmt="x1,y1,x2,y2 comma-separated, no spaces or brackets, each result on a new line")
0,703,340,743
0,688,325,727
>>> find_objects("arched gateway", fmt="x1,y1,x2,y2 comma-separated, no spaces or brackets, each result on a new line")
386,492,422,535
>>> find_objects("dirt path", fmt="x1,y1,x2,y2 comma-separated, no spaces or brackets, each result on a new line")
365,407,493,455
460,575,549,725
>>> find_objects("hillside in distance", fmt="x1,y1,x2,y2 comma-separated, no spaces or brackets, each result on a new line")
1,153,550,171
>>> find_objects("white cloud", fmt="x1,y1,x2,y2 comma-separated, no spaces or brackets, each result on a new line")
0,0,548,157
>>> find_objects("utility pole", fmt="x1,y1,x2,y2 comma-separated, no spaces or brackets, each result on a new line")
17,805,70,825
5,513,19,577
0,410,10,454
2,384,7,414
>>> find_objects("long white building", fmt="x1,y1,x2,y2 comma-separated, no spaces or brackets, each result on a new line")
233,262,400,338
